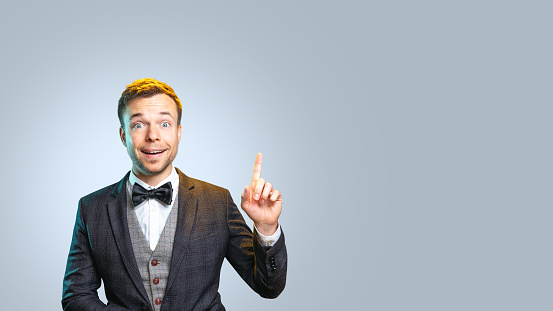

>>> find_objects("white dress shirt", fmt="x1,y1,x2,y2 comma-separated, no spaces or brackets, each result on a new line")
127,166,281,251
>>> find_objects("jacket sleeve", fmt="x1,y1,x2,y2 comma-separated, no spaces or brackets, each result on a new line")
224,190,287,298
61,198,130,311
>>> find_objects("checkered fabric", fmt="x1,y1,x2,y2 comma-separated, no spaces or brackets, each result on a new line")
127,191,178,310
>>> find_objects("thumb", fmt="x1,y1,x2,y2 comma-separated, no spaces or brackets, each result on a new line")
241,185,250,204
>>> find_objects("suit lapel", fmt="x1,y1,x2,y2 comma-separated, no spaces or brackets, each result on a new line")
166,168,198,292
106,172,151,304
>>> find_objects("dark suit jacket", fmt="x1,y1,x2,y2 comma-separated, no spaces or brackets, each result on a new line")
62,168,287,311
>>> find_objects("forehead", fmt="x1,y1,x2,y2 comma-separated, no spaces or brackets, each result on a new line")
125,93,178,119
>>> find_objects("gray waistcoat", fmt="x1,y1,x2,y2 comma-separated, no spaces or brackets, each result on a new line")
127,192,178,310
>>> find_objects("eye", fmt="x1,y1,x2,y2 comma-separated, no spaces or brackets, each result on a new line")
133,123,144,129
161,122,170,128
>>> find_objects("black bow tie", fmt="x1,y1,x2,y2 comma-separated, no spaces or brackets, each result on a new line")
132,182,173,206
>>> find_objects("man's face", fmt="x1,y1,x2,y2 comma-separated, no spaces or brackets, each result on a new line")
119,93,182,182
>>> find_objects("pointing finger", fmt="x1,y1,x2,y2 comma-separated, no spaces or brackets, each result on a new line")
251,152,263,183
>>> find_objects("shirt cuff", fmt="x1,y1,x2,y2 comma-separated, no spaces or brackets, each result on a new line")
255,224,282,247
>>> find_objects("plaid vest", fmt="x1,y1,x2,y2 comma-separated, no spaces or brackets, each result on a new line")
127,192,178,310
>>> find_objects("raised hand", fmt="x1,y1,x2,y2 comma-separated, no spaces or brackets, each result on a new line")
240,153,282,236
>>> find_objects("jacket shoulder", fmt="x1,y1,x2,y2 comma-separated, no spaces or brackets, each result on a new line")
190,177,227,191
188,176,230,198
81,182,118,204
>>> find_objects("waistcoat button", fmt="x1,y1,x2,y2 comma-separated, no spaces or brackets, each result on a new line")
151,259,158,266
153,278,159,285
155,298,162,305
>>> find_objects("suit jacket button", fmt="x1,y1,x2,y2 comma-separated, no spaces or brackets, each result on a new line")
142,304,149,310
153,278,160,285
155,298,162,305
151,259,158,266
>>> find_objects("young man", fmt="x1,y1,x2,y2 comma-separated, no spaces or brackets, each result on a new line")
62,78,287,311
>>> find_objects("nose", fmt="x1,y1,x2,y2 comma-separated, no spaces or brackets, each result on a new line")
146,125,160,142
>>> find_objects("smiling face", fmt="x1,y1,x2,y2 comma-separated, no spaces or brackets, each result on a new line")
119,93,182,186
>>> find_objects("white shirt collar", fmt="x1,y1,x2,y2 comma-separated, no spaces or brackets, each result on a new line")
128,166,179,195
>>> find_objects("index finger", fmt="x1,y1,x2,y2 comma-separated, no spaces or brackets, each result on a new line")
251,153,263,182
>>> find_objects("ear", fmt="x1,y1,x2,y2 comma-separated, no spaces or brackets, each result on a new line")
119,126,127,147
177,124,182,142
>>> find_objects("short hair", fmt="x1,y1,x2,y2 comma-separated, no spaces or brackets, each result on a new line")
118,78,182,126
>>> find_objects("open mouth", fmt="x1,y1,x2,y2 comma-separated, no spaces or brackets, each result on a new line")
142,149,167,156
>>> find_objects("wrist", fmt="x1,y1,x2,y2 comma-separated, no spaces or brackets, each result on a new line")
255,222,278,236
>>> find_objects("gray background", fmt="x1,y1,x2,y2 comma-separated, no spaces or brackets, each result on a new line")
1,1,551,310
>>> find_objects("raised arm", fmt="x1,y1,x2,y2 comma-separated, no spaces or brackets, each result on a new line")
240,153,283,236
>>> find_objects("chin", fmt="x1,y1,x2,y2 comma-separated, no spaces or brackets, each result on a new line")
133,160,165,175
147,162,172,174
142,165,166,175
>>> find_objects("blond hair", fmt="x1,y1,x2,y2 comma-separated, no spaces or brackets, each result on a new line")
118,78,182,126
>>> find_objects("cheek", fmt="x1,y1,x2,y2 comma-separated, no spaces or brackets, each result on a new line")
127,135,141,151
166,132,179,145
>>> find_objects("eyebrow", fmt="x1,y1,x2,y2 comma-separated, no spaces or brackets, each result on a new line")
130,111,173,120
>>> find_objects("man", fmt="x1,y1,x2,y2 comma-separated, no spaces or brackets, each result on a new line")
62,78,287,311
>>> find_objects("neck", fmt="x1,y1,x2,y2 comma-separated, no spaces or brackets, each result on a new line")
133,164,174,187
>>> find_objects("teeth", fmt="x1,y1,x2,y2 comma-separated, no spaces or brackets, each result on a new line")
145,150,163,154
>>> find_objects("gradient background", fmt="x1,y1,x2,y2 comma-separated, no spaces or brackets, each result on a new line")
1,1,552,310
